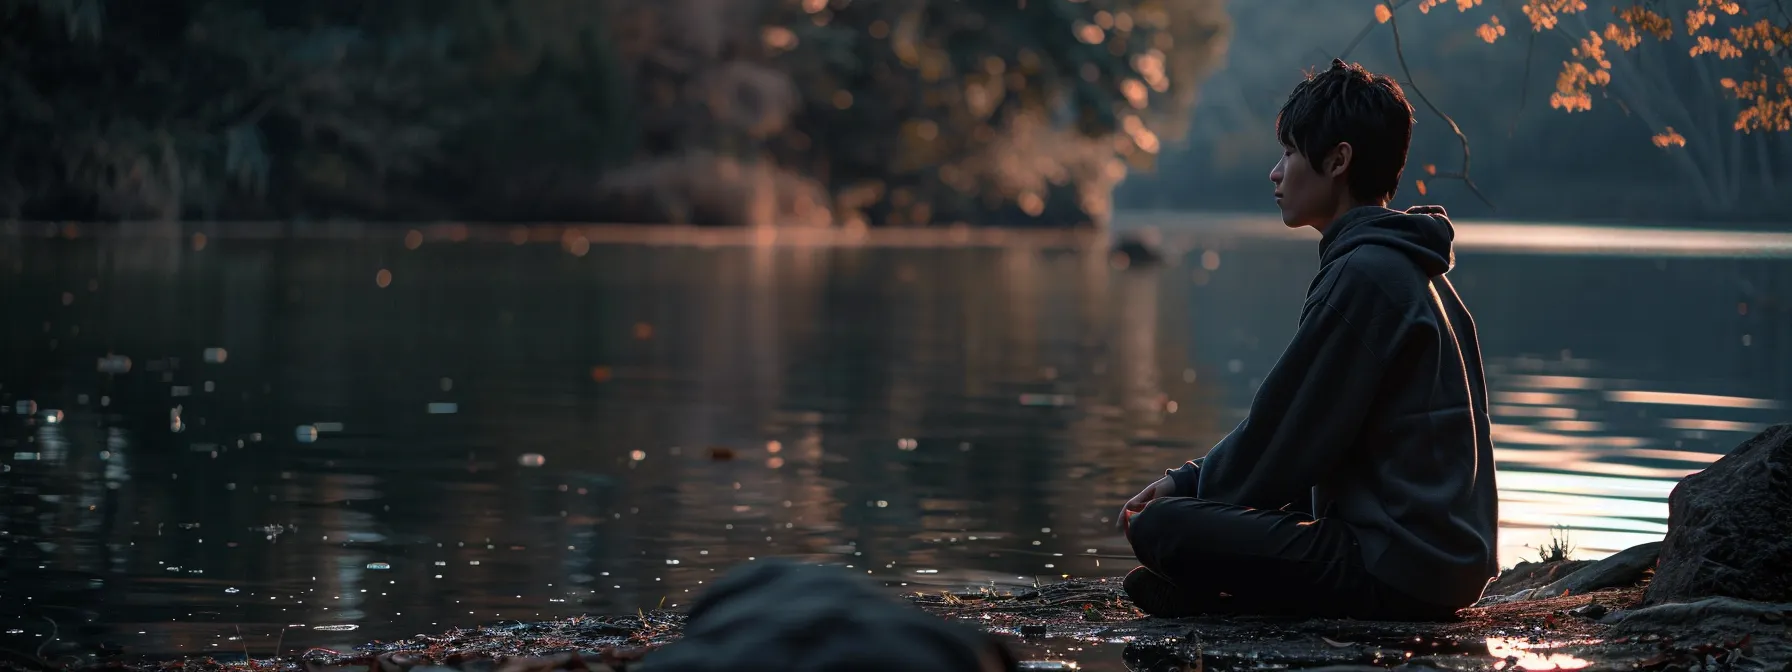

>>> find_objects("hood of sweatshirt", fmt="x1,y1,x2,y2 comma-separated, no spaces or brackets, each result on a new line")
1319,205,1456,277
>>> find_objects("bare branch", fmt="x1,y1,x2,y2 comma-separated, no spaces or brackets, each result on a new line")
1383,1,1495,209
1338,0,1416,61
1509,30,1537,138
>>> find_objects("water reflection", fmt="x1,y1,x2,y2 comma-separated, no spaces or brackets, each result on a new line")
1,221,1788,670
1484,637,1593,671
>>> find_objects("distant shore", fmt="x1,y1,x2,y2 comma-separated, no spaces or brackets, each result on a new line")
7,213,1792,259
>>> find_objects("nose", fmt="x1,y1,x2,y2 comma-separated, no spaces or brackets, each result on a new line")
1269,158,1285,185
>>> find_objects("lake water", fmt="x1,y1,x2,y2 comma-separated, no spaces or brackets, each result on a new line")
2,217,1788,669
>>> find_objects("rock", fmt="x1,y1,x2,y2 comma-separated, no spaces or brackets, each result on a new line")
1569,601,1608,620
636,559,1015,672
1646,424,1792,606
1471,587,1536,606
1474,542,1659,605
1604,597,1792,664
1606,597,1792,628
1536,541,1661,599
1480,559,1595,600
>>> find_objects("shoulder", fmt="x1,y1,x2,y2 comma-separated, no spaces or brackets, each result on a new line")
1318,245,1432,309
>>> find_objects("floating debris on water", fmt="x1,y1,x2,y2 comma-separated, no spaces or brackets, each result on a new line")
367,562,392,570
225,587,240,594
312,624,359,632
519,453,547,467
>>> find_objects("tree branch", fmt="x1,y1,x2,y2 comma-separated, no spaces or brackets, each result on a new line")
1383,1,1495,209
1509,30,1537,138
1338,0,1417,61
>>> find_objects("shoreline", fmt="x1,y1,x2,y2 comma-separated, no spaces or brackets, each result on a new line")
6,213,1792,259
26,577,1786,672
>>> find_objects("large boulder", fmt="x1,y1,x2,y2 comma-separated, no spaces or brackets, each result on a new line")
1645,424,1792,606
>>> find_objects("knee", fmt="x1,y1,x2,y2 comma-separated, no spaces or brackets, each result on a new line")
1126,497,1188,550
1127,497,1233,557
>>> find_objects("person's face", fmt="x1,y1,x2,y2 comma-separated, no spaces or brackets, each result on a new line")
1269,142,1347,230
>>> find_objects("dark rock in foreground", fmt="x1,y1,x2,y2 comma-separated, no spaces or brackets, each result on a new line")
1476,541,1662,605
1481,557,1595,598
1647,424,1792,606
636,560,1011,672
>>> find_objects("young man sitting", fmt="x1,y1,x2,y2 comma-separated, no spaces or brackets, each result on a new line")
1116,59,1499,620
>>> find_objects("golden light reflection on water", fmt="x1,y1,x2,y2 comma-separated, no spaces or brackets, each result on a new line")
1476,340,1783,566
1115,213,1792,258
1605,390,1780,409
1485,637,1592,671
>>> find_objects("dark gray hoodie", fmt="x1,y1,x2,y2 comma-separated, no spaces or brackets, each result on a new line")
1164,205,1499,608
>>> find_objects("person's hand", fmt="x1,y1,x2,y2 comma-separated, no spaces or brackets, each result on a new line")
1117,475,1177,537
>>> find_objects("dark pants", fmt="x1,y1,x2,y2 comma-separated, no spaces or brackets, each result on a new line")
1125,497,1456,620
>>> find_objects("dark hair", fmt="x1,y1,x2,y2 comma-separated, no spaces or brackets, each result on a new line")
1275,58,1415,205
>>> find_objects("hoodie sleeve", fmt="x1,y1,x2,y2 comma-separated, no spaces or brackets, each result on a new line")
1194,279,1390,510
1163,456,1206,498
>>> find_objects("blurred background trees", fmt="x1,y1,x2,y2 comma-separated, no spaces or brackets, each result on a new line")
3,0,1786,227
1121,0,1791,225
0,0,1228,226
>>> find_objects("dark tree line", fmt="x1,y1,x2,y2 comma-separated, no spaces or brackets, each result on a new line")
0,0,1228,226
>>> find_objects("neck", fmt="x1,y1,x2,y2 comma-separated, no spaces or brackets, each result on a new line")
1312,198,1383,234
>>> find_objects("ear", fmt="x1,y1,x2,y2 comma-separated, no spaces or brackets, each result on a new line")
1326,142,1354,179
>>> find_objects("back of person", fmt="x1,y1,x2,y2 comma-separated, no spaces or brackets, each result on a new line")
1115,59,1498,620
1303,205,1499,611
